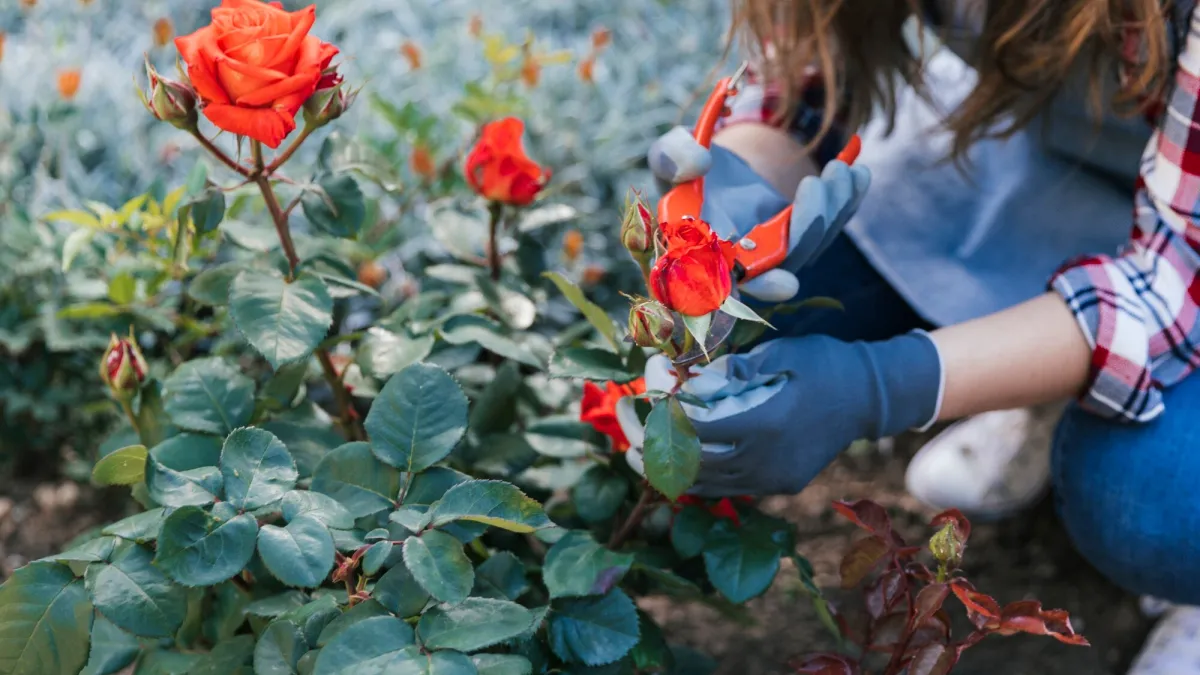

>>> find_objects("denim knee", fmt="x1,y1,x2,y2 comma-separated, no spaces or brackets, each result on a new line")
1052,392,1200,605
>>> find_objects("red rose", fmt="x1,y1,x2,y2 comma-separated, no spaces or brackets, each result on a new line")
175,0,339,148
580,378,646,453
675,495,753,527
649,217,736,316
464,117,550,206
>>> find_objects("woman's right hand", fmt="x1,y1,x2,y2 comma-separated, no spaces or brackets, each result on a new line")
647,126,871,303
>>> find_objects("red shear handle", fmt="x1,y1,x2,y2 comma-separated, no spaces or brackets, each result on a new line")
733,134,863,281
656,77,735,227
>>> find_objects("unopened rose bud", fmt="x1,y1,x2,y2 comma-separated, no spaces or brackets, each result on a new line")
303,72,356,129
100,333,147,400
929,522,964,570
141,58,197,130
621,191,655,262
629,300,675,350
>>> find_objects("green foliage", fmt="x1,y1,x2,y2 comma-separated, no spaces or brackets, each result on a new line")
0,13,832,673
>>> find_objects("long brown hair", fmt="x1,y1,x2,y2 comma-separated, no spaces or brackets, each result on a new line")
732,0,1173,160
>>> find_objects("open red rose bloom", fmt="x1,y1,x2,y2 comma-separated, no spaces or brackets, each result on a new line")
464,117,550,206
175,0,339,148
649,216,736,317
580,378,645,452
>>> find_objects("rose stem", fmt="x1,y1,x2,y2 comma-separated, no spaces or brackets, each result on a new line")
607,483,658,549
188,130,252,178
251,141,302,279
248,140,365,442
119,399,140,437
487,201,503,281
264,125,315,176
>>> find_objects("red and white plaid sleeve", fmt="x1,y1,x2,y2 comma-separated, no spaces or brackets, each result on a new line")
1050,7,1200,422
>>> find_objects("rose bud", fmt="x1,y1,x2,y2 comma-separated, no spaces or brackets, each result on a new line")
304,74,356,129
621,191,655,261
141,59,197,131
464,117,550,206
629,300,675,350
100,333,147,400
929,522,964,570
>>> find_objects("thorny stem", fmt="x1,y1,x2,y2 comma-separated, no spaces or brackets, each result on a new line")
608,483,658,549
265,126,315,176
189,130,252,178
240,140,365,443
317,350,366,442
251,141,301,279
487,201,504,281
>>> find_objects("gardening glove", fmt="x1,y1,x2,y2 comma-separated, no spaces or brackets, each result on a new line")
616,332,943,497
647,126,871,303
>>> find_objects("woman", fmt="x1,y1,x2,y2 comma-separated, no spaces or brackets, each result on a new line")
622,0,1200,669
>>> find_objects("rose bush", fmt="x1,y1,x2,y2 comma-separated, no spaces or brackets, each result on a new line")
0,2,1087,674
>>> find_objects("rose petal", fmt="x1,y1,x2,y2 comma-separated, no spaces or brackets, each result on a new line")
266,4,315,69
216,58,287,101
235,72,315,107
203,102,295,148
175,28,232,104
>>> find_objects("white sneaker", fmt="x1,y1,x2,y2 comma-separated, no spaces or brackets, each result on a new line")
903,405,1063,520
1128,606,1200,674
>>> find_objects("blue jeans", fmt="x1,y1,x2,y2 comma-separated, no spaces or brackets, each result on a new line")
790,235,1200,605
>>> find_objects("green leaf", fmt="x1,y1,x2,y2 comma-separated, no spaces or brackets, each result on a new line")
427,480,550,533
85,544,186,638
311,442,402,518
146,435,223,508
402,530,473,605
134,650,202,675
108,272,136,305
188,189,226,235
571,467,629,524
189,634,255,674
188,263,243,306
547,590,640,666
231,270,333,369
471,552,528,601
357,328,435,380
155,506,258,587
669,506,715,559
262,418,345,479
302,175,366,239
162,358,255,436
719,296,772,327
548,348,638,383
254,620,308,675
281,491,354,529
641,398,701,501
61,228,96,272
220,427,298,510
680,314,712,359
257,515,335,588
471,655,532,675
365,364,468,473
439,315,548,368
468,361,521,435
630,612,675,675
91,445,147,486
134,381,175,449
0,563,92,675
361,541,393,576
372,562,429,618
542,272,619,351
311,615,415,674
418,597,537,652
102,509,167,544
543,532,634,599
80,612,139,675
701,518,784,603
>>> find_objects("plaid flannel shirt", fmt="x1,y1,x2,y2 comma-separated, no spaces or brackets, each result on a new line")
722,7,1200,423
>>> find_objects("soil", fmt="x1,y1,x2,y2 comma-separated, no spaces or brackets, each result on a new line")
0,434,1153,675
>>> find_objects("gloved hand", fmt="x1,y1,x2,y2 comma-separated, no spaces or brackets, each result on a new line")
616,332,943,497
648,126,870,302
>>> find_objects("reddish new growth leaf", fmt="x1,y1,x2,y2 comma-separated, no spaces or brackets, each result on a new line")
790,654,861,675
793,499,1087,675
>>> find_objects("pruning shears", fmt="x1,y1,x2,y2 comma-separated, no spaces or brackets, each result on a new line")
658,62,863,367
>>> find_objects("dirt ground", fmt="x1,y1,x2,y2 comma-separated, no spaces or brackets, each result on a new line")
0,434,1153,675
